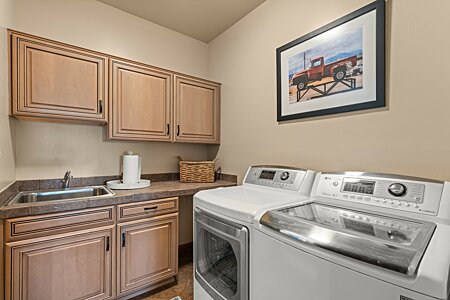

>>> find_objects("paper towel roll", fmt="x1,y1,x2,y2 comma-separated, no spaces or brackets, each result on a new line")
123,153,141,184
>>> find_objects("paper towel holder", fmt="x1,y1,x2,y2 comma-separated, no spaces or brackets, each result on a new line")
107,151,150,190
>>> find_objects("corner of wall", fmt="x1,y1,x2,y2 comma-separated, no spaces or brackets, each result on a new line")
0,26,17,190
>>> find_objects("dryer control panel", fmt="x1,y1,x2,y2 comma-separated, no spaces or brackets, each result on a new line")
313,172,444,216
244,166,313,192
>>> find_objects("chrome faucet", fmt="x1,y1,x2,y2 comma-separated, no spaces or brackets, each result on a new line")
62,171,72,189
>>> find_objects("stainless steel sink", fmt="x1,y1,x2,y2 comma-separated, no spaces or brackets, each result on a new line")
5,186,115,206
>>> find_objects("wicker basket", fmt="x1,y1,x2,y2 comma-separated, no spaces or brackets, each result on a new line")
178,156,217,183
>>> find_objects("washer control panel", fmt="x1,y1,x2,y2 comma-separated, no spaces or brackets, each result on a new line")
314,173,444,215
244,166,306,191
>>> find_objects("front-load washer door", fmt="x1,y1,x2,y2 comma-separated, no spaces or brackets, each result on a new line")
194,208,248,300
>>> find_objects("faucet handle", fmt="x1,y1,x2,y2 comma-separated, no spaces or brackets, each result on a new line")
62,171,73,188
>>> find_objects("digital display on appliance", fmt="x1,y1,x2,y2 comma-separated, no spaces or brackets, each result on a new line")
343,218,375,236
343,180,375,195
259,170,276,180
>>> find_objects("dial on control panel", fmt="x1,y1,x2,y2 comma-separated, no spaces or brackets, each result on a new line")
280,171,290,181
388,183,407,197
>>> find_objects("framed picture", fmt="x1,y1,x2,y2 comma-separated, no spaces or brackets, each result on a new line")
277,0,385,122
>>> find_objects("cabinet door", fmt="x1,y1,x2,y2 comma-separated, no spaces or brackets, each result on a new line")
5,226,114,300
10,31,108,123
174,75,220,144
117,213,178,295
109,59,172,141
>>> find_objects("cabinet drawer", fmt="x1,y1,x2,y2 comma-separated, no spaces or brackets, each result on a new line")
5,206,115,242
117,197,178,221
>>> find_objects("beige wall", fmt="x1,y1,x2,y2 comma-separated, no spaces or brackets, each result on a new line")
0,0,14,29
0,0,15,190
208,0,450,182
12,0,210,180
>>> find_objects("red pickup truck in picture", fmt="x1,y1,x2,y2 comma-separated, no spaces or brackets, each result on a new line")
291,55,359,90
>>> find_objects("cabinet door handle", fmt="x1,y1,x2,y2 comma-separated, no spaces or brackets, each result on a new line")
167,124,170,135
177,125,180,136
144,206,158,212
98,99,103,114
106,236,110,252
122,232,126,247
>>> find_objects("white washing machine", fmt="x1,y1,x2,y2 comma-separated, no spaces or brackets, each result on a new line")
193,166,317,300
252,172,450,300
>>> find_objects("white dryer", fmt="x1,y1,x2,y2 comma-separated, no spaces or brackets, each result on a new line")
193,166,316,300
252,172,450,300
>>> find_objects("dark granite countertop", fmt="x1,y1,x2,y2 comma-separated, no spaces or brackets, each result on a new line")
0,179,237,220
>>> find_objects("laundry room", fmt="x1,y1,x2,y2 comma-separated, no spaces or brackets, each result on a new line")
0,0,449,299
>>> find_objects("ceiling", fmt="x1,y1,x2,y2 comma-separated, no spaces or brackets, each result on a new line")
97,0,266,43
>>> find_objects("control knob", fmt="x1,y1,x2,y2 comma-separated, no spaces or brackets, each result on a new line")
388,183,407,197
280,171,290,181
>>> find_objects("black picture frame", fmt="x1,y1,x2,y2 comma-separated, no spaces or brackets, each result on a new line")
276,0,385,122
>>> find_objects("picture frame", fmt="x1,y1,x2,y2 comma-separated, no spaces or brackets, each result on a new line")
276,0,385,122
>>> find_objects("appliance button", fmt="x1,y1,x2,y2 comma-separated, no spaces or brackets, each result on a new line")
414,204,419,208
382,199,387,204
356,196,363,200
374,198,380,202
332,218,338,223
343,213,348,217
390,200,395,204
333,181,339,186
350,215,355,219
356,216,362,220
414,196,421,201
349,195,356,199
343,194,349,198
405,203,411,207
397,202,402,206
364,197,371,201
364,217,370,222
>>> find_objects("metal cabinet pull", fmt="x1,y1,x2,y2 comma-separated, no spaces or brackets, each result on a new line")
122,232,126,247
177,125,180,136
98,99,103,114
144,206,158,212
167,124,170,135
106,236,110,251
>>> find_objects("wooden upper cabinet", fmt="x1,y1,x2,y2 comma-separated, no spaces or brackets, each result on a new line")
174,75,220,144
108,59,172,141
9,31,108,123
5,226,114,300
8,30,222,143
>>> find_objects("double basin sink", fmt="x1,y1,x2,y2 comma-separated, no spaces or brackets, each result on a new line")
6,186,115,206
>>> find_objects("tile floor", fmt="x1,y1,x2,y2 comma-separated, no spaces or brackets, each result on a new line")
131,246,193,300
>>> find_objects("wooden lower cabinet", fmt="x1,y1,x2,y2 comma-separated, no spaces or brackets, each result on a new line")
5,226,114,300
117,213,178,296
2,201,180,300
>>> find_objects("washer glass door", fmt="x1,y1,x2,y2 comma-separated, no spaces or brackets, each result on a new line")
194,208,248,300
